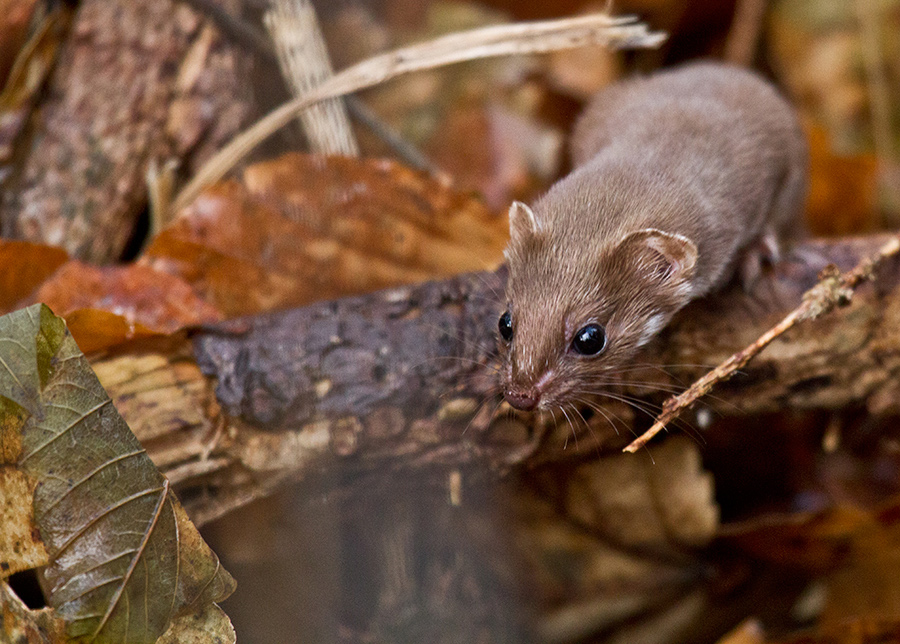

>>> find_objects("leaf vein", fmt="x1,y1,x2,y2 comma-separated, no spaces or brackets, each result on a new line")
54,485,166,558
41,448,147,514
90,480,170,643
19,398,113,466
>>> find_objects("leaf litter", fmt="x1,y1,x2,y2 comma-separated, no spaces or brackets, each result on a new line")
0,304,235,644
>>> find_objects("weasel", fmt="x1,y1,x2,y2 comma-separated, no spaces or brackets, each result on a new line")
497,62,808,412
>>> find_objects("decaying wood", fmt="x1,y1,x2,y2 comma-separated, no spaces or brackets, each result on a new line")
93,235,900,525
0,0,254,262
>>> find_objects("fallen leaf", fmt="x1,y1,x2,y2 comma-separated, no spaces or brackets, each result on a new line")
156,603,236,644
716,619,766,644
520,437,719,638
718,506,865,574
818,498,900,635
0,304,235,643
564,436,719,548
0,240,68,314
0,468,47,578
144,153,507,316
0,583,67,644
24,261,222,353
805,126,880,236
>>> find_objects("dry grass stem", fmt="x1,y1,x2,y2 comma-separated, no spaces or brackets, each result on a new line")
624,233,900,453
265,0,359,155
172,12,665,213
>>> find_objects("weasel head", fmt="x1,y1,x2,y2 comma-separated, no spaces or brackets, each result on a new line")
497,201,698,412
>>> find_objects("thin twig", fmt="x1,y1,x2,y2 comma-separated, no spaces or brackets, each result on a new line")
624,233,900,453
172,13,666,214
344,97,435,173
173,0,434,171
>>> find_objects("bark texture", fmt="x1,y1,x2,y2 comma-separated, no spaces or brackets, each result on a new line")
0,0,254,262
92,235,900,525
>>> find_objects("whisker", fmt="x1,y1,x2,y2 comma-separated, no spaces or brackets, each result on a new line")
559,405,578,450
472,272,505,303
570,388,706,447
461,393,504,437
567,401,604,456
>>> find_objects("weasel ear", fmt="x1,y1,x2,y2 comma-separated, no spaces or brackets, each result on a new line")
508,201,540,240
616,228,698,284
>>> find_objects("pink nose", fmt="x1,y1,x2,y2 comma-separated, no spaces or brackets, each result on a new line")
504,389,539,411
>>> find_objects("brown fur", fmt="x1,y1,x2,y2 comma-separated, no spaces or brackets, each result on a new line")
499,62,808,410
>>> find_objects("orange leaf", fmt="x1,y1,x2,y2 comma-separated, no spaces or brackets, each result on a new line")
0,239,68,313
25,261,222,352
805,126,880,236
144,153,508,316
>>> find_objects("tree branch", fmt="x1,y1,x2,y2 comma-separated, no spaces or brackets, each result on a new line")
624,232,900,452
93,235,900,525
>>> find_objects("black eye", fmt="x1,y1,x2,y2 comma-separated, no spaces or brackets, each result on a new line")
498,310,513,342
571,324,607,356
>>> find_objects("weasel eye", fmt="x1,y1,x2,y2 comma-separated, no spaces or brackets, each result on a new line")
498,310,513,342
572,324,607,356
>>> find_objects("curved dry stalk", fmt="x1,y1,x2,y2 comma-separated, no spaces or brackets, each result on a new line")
624,233,900,453
172,12,666,213
265,0,359,155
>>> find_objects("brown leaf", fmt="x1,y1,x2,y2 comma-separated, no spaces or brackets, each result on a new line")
819,499,900,635
0,583,67,644
806,126,880,236
519,438,718,635
144,153,507,316
1,304,235,643
425,103,563,210
719,506,865,574
716,620,766,644
156,603,235,644
25,261,222,353
0,468,48,578
0,240,68,313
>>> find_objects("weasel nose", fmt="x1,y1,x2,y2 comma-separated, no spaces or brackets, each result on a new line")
504,389,539,411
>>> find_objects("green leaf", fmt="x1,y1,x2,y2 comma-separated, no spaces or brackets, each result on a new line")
0,304,235,644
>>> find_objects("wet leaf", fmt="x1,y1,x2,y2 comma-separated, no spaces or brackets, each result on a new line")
24,261,222,354
0,240,68,314
0,304,235,643
144,153,507,316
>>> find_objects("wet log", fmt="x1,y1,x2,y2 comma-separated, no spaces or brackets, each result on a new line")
93,235,900,525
